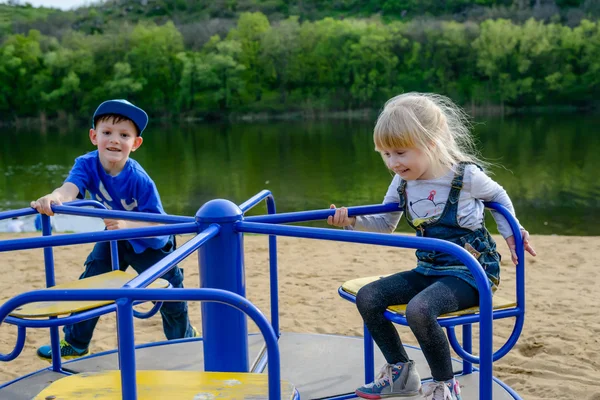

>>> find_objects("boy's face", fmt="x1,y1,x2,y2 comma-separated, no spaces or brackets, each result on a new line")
89,118,143,172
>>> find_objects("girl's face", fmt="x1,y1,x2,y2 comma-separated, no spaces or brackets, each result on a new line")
380,147,435,180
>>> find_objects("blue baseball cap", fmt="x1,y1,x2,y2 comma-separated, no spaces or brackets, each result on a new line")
92,99,148,135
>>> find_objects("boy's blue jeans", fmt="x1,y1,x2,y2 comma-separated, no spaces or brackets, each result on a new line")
64,236,194,349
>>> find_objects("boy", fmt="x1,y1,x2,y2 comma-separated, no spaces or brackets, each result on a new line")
31,99,197,361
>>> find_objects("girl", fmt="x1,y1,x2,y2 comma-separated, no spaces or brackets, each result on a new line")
327,93,536,400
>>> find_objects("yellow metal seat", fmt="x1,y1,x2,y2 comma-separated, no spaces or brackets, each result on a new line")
341,275,516,318
9,270,169,319
34,370,297,399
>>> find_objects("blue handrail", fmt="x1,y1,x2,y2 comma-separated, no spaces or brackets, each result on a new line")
239,190,280,337
0,222,199,252
236,219,495,400
245,202,401,224
0,197,525,400
445,202,526,364
125,225,219,289
0,202,194,224
0,288,282,400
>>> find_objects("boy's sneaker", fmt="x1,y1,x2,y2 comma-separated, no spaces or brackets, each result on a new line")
421,378,462,400
355,360,421,399
192,326,200,337
37,339,89,362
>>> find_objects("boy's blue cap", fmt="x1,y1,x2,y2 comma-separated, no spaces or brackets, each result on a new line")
92,99,148,135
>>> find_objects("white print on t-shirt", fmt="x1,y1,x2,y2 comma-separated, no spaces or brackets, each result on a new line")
94,181,137,211
121,198,138,211
99,181,113,201
408,189,446,227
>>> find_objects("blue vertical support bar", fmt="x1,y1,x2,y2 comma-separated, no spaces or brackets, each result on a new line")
266,196,280,337
462,324,473,375
364,324,375,384
116,298,137,400
110,241,119,270
41,215,61,372
196,199,248,372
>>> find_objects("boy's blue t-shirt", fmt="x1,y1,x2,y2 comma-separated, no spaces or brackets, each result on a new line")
65,150,168,253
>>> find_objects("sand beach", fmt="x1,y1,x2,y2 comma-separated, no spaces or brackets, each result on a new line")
0,232,598,399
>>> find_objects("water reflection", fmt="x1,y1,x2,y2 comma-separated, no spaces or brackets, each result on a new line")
1,115,599,235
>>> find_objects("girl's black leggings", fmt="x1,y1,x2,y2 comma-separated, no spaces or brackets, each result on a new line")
355,270,479,381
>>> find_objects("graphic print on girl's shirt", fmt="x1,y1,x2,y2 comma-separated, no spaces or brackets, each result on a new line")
409,190,446,227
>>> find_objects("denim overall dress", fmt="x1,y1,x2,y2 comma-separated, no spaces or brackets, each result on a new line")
397,162,501,292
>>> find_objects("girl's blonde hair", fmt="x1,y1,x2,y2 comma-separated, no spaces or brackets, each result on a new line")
373,92,488,175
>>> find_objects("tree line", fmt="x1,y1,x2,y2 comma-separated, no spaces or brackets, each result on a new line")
1,11,599,122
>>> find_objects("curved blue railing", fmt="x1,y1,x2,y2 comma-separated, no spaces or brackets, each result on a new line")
0,326,26,362
444,202,525,364
336,202,526,365
0,221,200,252
239,190,280,338
235,201,524,400
0,202,215,373
0,288,283,400
0,201,194,225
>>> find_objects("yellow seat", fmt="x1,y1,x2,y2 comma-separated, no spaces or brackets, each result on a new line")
9,270,169,319
341,275,516,318
34,370,297,399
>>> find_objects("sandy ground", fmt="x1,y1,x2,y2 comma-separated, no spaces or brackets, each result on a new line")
0,232,599,399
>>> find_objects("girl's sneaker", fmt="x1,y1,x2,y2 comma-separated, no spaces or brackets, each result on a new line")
421,378,462,400
355,360,421,399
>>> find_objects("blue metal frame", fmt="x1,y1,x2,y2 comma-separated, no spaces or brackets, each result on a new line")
196,200,248,372
235,219,495,399
0,195,525,400
0,203,210,373
333,202,526,397
0,288,284,400
239,190,280,337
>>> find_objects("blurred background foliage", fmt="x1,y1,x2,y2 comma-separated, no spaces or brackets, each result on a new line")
1,0,600,123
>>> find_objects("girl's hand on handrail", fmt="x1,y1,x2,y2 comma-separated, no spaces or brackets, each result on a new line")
506,229,536,265
327,204,356,228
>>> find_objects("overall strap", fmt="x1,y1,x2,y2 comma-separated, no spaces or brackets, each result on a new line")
397,178,407,209
448,162,469,204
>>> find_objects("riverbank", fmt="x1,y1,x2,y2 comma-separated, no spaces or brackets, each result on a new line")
2,103,596,130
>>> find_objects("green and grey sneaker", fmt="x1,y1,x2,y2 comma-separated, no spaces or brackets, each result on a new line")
37,339,89,362
355,360,421,399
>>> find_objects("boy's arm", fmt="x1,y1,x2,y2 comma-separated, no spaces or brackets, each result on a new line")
104,219,159,230
30,182,80,216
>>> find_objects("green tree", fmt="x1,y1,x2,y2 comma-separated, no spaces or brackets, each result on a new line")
227,12,271,104
0,30,45,119
347,24,398,106
127,21,185,115
472,19,522,108
102,62,146,99
186,36,246,112
260,16,301,105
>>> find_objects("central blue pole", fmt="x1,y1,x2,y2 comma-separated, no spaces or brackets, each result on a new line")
196,199,248,372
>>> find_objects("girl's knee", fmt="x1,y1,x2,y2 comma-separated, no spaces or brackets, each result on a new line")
356,285,385,315
405,300,435,327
